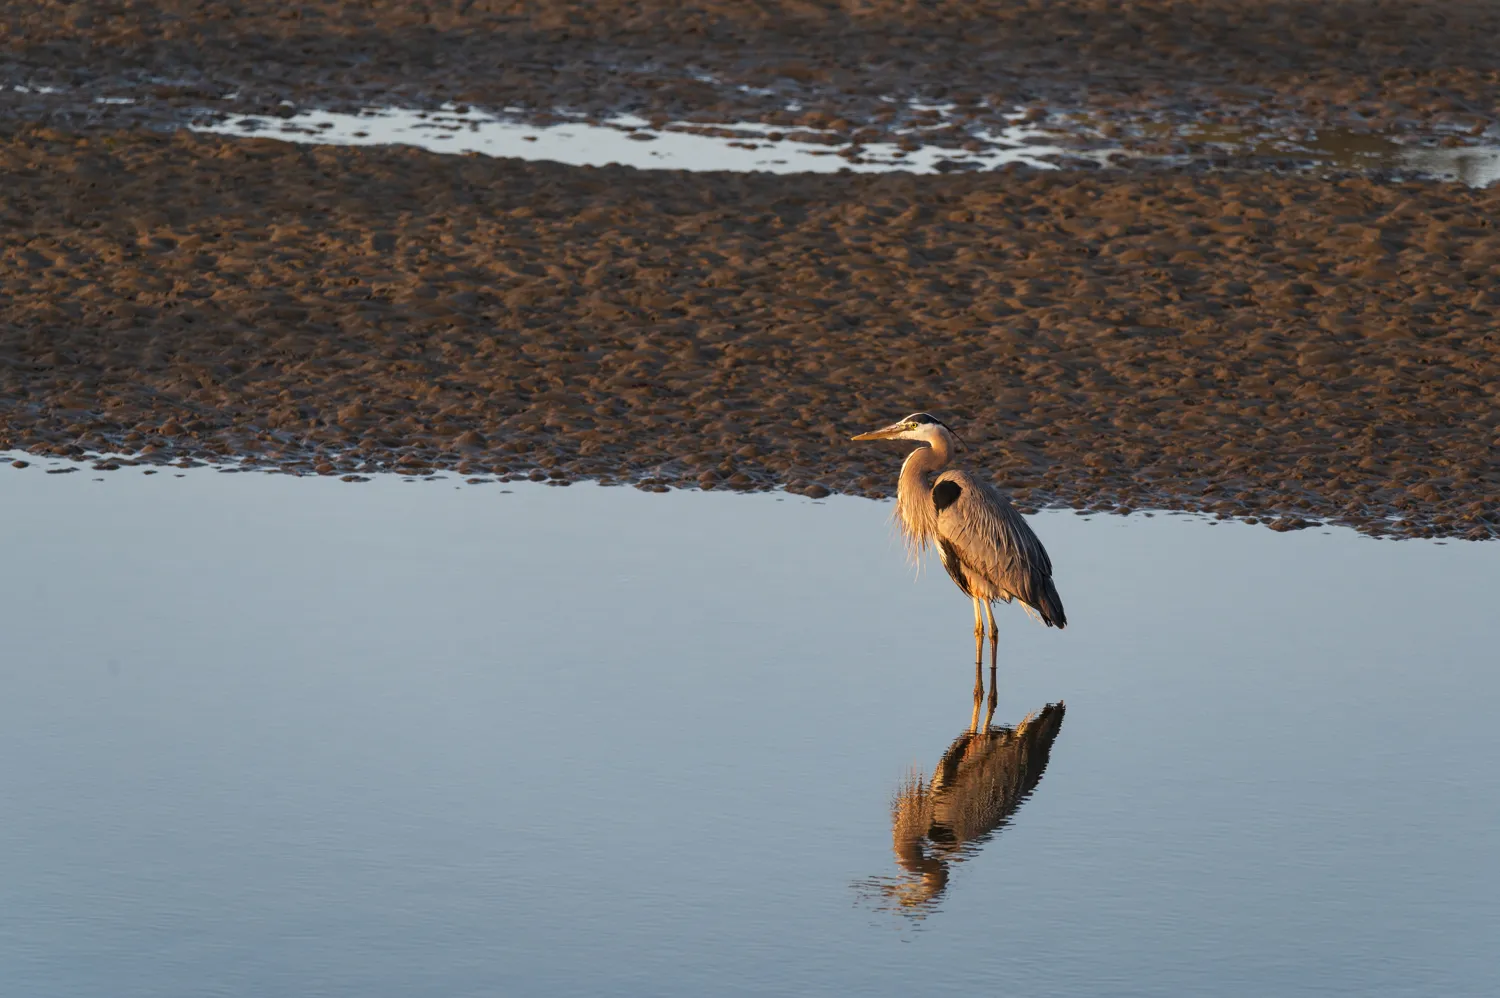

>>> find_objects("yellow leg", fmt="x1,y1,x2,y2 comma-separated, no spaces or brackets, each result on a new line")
972,597,984,699
982,601,999,728
983,600,999,670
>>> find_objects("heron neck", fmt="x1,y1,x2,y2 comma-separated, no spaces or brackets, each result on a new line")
896,437,951,551
901,435,952,485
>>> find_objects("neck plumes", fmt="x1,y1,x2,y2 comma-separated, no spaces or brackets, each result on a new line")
895,434,952,557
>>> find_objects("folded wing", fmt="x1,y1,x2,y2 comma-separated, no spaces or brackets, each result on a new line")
931,471,1066,628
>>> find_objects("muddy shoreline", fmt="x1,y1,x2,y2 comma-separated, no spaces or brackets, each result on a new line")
7,1,1500,164
3,124,1497,538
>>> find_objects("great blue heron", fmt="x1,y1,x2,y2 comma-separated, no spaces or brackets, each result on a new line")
852,413,1066,682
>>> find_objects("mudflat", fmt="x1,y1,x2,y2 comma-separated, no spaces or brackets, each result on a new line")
3,124,1497,538
8,0,1500,145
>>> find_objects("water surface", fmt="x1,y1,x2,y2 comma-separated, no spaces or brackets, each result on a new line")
190,102,1500,186
2,468,1496,997
191,102,1064,175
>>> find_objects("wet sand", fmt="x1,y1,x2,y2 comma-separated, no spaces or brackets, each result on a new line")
7,1,1500,157
3,124,1497,538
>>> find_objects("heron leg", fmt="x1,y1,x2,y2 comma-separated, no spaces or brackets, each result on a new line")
982,600,999,727
971,597,984,699
983,600,1000,671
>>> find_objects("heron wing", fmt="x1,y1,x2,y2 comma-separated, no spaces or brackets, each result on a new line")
936,539,974,597
932,471,1066,627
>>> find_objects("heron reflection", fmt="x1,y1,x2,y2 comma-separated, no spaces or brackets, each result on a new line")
863,692,1065,915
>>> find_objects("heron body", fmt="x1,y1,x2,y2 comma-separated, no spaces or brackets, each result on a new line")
853,412,1066,674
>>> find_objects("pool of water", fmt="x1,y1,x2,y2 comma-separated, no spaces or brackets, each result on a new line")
2,466,1496,997
186,101,1500,186
190,102,1067,175
12,80,1500,184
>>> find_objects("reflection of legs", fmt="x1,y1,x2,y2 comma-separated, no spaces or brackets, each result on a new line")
984,662,998,729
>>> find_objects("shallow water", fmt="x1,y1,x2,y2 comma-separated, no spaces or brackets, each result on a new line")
2,466,1497,997
188,101,1500,186
191,102,1066,175
1115,120,1500,188
13,78,1500,184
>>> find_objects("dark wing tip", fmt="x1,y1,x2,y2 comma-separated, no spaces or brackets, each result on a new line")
1036,577,1067,628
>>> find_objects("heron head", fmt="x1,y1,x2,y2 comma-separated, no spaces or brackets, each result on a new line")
851,412,962,448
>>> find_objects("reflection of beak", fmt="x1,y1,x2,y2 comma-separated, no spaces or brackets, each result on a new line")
851,423,906,441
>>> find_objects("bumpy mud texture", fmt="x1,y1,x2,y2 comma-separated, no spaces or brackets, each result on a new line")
7,1,1500,146
3,126,1498,537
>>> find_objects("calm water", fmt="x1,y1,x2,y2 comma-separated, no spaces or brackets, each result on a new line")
192,103,1067,175
2,466,1496,997
191,104,1500,186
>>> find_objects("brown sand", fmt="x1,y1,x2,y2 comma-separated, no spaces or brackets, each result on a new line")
2,124,1497,538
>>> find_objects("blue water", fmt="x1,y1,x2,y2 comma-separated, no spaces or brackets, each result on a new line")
1,464,1496,997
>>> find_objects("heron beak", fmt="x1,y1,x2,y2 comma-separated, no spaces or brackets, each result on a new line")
851,422,908,441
